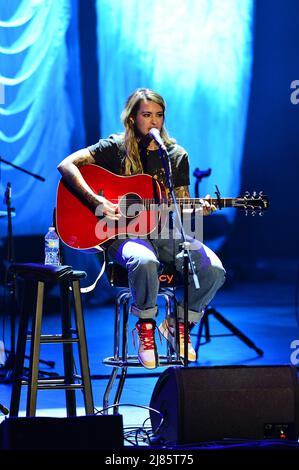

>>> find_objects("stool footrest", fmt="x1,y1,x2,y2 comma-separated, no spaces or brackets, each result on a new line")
36,384,84,390
103,355,183,368
21,379,84,390
26,334,79,344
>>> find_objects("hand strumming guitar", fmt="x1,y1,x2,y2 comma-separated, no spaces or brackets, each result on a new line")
94,194,121,221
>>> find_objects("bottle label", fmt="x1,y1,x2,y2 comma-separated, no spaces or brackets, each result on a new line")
46,240,59,248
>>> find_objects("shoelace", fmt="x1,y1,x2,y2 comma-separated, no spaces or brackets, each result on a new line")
178,321,192,344
132,323,162,350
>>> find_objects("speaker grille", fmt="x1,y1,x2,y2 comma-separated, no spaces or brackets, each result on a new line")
150,365,299,444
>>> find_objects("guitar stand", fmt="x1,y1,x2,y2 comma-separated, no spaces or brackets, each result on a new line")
193,306,264,357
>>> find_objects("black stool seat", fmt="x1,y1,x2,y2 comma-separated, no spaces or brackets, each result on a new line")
9,263,86,281
9,263,94,417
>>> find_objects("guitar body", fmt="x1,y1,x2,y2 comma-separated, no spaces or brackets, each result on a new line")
56,165,162,251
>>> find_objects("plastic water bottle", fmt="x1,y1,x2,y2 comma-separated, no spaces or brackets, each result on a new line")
44,227,60,265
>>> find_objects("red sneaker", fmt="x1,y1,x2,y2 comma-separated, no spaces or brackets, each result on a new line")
159,318,196,362
134,320,159,369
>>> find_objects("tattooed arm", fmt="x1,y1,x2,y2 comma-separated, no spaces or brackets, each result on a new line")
57,149,97,206
174,186,190,198
57,149,120,220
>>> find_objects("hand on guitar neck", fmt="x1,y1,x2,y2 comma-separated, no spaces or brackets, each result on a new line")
174,186,216,216
196,194,217,216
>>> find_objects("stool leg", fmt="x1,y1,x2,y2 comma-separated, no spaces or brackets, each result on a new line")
121,295,130,361
115,291,130,359
10,282,30,417
60,281,77,416
26,281,44,416
103,291,130,414
103,367,119,413
160,290,180,361
160,292,173,360
111,294,131,412
173,296,181,361
72,279,94,415
113,367,128,415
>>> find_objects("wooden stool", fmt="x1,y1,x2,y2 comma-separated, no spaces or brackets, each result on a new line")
9,263,94,417
103,262,183,413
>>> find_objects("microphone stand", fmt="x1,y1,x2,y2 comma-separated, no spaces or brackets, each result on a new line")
158,147,200,367
0,157,50,386
2,182,17,381
0,156,46,182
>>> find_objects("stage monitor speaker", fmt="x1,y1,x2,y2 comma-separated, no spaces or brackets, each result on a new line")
149,365,299,444
0,414,124,450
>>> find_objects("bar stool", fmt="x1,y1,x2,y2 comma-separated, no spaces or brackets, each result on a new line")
103,262,183,413
9,263,94,417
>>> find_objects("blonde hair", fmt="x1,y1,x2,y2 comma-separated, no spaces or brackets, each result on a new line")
120,88,174,175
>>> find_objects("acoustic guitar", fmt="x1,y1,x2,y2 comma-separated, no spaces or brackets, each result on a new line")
56,165,269,252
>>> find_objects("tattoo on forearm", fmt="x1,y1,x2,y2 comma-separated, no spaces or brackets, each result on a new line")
174,186,190,198
74,153,95,167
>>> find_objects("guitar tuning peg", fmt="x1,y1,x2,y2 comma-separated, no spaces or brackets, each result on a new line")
251,210,256,216
252,191,257,198
244,191,250,198
259,191,264,196
259,211,263,216
244,209,248,216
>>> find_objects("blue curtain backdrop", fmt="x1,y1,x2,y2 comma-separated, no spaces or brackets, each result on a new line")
0,0,253,263
96,0,254,246
0,0,85,237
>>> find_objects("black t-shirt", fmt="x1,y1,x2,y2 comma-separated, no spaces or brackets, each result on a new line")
88,134,190,192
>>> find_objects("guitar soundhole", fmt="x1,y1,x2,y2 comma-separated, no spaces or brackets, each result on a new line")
119,193,145,219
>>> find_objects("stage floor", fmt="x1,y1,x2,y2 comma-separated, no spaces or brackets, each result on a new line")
1,278,299,455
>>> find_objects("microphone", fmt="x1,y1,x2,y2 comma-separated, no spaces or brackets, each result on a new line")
148,128,167,152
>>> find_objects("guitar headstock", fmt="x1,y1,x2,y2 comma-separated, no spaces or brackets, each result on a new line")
234,191,269,215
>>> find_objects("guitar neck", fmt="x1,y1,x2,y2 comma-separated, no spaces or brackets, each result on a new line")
175,197,236,209
138,197,238,209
